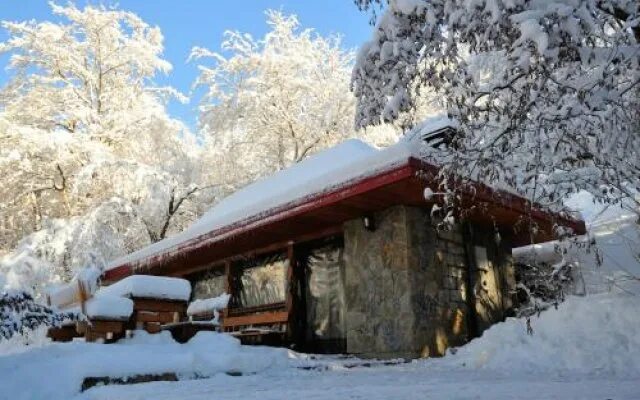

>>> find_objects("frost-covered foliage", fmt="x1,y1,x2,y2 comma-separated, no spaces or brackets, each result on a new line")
191,11,399,194
514,259,576,318
0,290,77,340
353,0,640,217
0,2,186,139
0,3,213,295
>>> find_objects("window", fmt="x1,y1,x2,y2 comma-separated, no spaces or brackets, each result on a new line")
234,253,288,308
191,267,226,300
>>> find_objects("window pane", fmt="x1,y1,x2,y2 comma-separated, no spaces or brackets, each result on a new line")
235,253,288,308
191,268,226,300
305,244,345,341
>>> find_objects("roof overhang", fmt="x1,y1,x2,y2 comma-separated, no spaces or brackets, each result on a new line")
103,157,586,282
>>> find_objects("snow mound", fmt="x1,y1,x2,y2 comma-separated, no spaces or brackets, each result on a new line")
0,331,289,400
98,275,191,301
442,294,640,377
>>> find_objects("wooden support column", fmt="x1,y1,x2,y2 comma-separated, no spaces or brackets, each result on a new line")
285,242,300,345
223,260,232,319
462,223,480,340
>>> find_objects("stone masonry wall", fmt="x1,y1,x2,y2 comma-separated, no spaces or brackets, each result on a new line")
343,206,418,359
343,205,515,359
410,219,471,358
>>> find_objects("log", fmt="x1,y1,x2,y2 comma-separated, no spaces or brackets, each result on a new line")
81,373,178,392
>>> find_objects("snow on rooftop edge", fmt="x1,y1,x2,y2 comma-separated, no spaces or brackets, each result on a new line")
107,138,422,270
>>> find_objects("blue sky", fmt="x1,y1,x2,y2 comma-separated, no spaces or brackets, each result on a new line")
0,1,376,130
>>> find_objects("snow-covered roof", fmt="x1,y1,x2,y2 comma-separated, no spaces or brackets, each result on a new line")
403,114,458,142
107,137,422,271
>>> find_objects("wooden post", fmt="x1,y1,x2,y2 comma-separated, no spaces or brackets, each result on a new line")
222,261,232,326
285,242,298,345
461,223,480,340
77,279,88,316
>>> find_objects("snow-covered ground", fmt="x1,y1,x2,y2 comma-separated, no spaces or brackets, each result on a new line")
81,366,639,400
81,294,640,400
1,292,638,400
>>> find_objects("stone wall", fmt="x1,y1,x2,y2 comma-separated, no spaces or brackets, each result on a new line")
343,206,419,359
411,220,471,358
343,205,515,359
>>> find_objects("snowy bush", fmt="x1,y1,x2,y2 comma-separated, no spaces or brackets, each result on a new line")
514,260,575,318
0,290,77,341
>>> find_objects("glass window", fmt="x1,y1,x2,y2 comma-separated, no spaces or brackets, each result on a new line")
191,267,226,300
235,253,288,308
305,244,345,341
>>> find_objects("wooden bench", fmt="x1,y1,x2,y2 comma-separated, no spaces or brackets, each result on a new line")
46,279,133,343
221,302,289,345
77,320,127,343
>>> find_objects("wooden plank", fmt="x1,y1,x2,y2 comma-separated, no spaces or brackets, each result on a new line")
144,322,162,334
47,326,79,342
285,242,296,342
227,301,286,316
85,331,107,343
132,298,187,313
134,311,178,324
84,320,125,334
223,260,231,319
222,311,289,328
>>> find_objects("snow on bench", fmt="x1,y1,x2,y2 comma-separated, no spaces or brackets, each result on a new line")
80,295,134,321
186,293,231,317
99,275,191,302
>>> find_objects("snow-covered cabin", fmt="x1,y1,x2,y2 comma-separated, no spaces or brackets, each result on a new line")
103,121,585,358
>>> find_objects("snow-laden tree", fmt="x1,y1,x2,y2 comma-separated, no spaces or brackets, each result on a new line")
191,11,399,193
0,3,213,295
352,0,640,220
0,2,185,142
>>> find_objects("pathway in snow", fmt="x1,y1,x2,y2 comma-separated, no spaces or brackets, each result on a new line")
79,365,639,400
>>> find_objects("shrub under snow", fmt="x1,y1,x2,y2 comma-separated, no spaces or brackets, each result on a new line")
0,290,77,341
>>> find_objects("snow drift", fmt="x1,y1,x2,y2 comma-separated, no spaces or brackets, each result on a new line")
441,293,640,378
0,331,289,400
